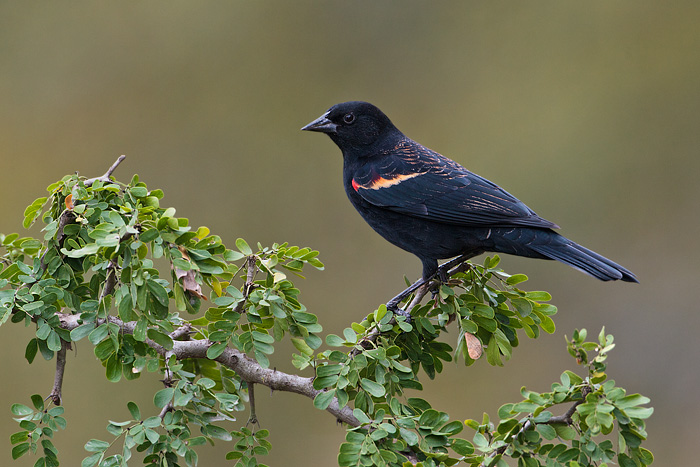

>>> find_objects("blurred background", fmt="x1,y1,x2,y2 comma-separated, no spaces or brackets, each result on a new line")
1,1,698,465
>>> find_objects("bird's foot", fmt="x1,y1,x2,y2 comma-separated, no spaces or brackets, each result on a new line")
393,307,412,324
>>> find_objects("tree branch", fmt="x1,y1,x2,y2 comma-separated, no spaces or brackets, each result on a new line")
84,155,126,187
233,255,258,314
479,388,590,466
47,340,69,405
351,256,472,357
386,253,472,310
54,312,360,427
99,259,119,303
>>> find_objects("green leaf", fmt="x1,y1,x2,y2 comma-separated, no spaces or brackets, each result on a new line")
526,291,552,301
105,354,122,382
81,453,102,467
147,329,173,350
313,390,336,410
143,416,161,428
117,294,134,321
84,439,110,452
154,388,175,409
235,238,252,255
9,431,28,445
147,280,169,307
325,334,345,347
127,401,140,420
70,323,95,342
399,427,419,446
352,409,371,425
615,394,651,409
511,298,532,317
61,243,101,258
360,378,386,398
291,337,313,356
139,228,160,243
203,424,232,441
207,342,228,359
538,312,556,334
537,424,557,440
11,442,30,459
30,394,44,411
419,409,443,428
451,438,474,456
25,339,38,363
88,324,110,345
440,420,464,436
23,300,45,312
130,186,148,198
46,330,62,351
133,318,147,342
624,406,654,419
11,403,33,417
224,249,245,261
506,274,528,285
93,339,116,361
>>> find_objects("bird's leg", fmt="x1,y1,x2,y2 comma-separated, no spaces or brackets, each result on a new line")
387,277,428,312
386,254,472,313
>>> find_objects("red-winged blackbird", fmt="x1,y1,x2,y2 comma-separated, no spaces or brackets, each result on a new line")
302,101,637,284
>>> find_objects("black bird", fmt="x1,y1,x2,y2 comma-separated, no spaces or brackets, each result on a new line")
302,101,637,285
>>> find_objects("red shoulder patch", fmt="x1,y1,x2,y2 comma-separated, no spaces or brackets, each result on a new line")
366,172,422,190
353,172,422,191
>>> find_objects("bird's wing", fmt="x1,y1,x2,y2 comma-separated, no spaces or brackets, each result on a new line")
351,140,559,229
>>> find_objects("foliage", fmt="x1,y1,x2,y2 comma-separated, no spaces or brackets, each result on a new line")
459,328,653,467
9,394,65,467
0,170,653,466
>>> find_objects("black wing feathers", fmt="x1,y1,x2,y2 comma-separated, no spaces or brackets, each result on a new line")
353,138,559,229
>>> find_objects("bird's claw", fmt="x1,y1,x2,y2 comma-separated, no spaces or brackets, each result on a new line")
394,307,412,323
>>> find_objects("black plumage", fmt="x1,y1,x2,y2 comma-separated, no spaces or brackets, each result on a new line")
302,101,637,283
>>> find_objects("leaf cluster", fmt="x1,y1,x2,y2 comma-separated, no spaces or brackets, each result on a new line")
0,171,653,467
460,328,653,467
10,394,65,467
1,173,322,466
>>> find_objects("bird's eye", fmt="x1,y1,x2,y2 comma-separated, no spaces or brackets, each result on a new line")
343,113,356,124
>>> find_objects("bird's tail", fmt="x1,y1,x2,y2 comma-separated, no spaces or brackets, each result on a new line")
524,230,638,283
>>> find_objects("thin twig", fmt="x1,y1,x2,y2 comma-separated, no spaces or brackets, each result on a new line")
246,382,259,427
233,255,258,314
47,340,69,405
351,256,472,357
99,259,119,303
158,351,176,420
386,253,472,310
480,387,590,466
84,155,126,186
159,401,174,420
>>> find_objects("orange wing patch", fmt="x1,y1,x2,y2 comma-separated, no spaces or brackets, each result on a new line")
353,172,422,191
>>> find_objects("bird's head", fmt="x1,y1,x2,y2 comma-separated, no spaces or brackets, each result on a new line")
301,101,400,157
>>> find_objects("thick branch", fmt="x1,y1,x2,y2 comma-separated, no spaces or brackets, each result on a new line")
55,312,360,427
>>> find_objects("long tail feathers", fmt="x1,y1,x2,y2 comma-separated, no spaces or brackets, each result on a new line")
528,234,638,283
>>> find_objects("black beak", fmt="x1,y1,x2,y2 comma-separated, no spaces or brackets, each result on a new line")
301,111,337,133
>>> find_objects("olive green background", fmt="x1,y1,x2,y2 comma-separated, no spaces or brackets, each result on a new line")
1,2,698,465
